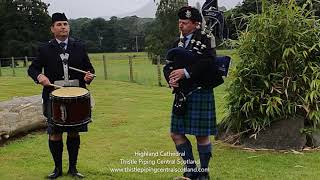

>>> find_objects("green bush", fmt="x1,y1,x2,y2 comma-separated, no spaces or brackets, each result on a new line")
222,0,320,134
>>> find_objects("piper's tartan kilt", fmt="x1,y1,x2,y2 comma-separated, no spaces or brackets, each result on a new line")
170,89,217,136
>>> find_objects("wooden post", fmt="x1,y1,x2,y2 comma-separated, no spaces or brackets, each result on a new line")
157,55,162,87
103,55,107,80
129,56,133,82
11,57,15,77
24,56,28,67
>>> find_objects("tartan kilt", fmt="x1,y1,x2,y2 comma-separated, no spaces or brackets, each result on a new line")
170,89,217,136
43,100,88,134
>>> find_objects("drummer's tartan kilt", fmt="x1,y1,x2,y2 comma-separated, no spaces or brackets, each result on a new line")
170,89,217,136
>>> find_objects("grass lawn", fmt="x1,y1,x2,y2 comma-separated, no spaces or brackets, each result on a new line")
0,51,319,179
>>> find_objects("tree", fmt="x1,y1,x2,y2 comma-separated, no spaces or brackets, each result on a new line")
114,16,152,52
69,18,91,39
145,0,187,63
0,0,51,57
69,16,152,53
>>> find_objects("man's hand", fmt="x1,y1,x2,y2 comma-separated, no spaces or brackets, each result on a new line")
84,71,94,83
169,69,185,81
169,79,179,88
37,74,51,87
169,69,185,88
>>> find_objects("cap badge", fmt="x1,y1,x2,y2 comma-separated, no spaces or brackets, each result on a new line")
186,10,192,18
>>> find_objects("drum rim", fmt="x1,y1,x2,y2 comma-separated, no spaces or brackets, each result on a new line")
50,93,90,100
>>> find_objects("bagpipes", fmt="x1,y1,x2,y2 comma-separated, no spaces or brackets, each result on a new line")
163,1,231,115
163,33,231,93
201,0,231,77
202,0,225,41
163,41,230,116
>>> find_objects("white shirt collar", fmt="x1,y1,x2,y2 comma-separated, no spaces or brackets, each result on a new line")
185,33,193,40
56,38,68,45
184,33,193,48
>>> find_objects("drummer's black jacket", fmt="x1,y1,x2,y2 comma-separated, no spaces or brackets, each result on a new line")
28,38,95,101
170,35,223,90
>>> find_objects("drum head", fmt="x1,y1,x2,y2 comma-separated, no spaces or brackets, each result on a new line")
51,87,89,98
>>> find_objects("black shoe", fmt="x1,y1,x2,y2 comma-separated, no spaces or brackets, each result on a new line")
47,167,62,179
68,167,85,178
183,172,199,180
197,172,210,180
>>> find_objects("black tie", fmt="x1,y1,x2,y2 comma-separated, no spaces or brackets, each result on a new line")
183,36,188,47
183,36,188,42
59,42,66,50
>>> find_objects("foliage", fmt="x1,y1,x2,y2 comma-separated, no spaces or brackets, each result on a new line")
0,0,51,57
223,0,262,40
222,0,320,134
69,16,153,53
224,0,320,40
145,0,187,63
0,0,153,56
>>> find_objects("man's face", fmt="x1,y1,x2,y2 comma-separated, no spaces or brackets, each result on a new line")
179,19,197,36
51,21,70,39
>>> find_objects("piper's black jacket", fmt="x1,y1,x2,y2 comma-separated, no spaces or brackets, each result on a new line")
170,35,223,90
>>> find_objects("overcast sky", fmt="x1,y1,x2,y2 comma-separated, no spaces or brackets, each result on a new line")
42,0,243,19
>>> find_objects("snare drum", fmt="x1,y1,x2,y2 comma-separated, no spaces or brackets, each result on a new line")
50,87,91,127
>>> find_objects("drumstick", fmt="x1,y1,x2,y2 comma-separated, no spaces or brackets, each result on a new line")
49,84,63,89
69,66,97,77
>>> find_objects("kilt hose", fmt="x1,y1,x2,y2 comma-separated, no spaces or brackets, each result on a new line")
171,88,217,136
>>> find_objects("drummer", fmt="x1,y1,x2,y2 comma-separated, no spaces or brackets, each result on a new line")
28,12,95,179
